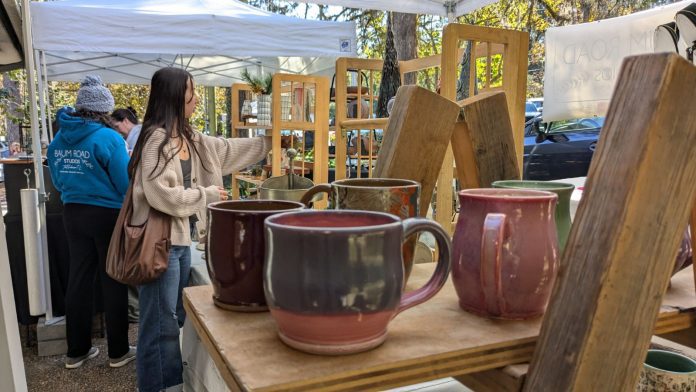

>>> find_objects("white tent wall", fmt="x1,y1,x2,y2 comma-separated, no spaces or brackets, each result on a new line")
30,0,357,86
543,0,691,121
0,0,23,71
293,0,498,18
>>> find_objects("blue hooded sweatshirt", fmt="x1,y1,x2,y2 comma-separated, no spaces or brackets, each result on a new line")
48,108,130,209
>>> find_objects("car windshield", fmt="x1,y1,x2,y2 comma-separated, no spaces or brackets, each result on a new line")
525,103,537,112
547,117,604,133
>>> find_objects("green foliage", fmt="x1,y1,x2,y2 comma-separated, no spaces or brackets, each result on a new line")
240,69,273,95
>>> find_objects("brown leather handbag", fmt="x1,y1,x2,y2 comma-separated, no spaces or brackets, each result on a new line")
106,182,171,285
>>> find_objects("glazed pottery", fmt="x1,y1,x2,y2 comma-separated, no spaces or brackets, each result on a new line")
258,174,316,203
636,349,696,391
300,178,420,280
492,180,574,252
206,200,304,311
452,188,559,319
264,210,451,355
673,226,693,276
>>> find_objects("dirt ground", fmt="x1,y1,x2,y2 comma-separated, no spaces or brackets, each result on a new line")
20,323,139,391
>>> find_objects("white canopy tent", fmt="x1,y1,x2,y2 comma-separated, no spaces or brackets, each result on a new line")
30,0,357,86
0,0,23,71
294,0,498,18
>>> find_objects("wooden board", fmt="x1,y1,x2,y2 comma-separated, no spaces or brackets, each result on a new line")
459,330,696,392
183,264,695,392
524,53,696,392
452,91,520,189
373,85,460,216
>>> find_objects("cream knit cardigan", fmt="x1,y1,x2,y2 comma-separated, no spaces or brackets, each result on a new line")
131,128,271,246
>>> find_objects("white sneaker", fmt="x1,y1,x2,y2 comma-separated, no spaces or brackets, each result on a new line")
65,346,99,369
109,346,136,368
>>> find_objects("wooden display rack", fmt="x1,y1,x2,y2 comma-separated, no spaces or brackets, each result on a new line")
333,52,485,181
333,28,512,232
438,24,529,233
229,74,329,203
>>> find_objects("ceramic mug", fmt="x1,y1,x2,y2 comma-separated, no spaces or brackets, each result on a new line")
492,180,574,252
452,188,559,319
636,349,696,391
206,200,305,311
264,210,451,355
300,178,420,280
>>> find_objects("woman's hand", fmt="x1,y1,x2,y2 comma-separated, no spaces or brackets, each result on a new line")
218,186,229,201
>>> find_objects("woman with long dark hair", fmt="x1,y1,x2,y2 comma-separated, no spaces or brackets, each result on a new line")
47,75,134,369
129,67,271,392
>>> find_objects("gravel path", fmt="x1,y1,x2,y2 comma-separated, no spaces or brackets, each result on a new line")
22,323,139,391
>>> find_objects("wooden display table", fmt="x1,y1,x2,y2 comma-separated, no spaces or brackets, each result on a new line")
183,264,695,392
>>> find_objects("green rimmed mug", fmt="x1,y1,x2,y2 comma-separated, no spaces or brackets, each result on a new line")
636,349,696,391
492,180,574,251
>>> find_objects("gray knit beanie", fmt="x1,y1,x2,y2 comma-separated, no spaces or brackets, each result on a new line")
75,75,114,113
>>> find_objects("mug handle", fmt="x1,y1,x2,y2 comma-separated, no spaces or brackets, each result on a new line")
299,184,331,207
395,218,452,315
481,213,506,317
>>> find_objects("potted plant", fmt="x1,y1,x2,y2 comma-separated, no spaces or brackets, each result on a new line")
241,69,273,126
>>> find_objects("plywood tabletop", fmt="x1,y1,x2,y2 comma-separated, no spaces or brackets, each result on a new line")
183,264,695,392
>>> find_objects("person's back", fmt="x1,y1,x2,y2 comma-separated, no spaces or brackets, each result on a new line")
46,75,134,371
48,107,129,208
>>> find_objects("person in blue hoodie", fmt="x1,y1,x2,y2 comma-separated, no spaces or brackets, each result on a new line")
48,75,135,370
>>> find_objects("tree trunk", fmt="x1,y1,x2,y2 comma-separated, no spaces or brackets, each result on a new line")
457,42,475,101
392,12,417,85
2,73,21,144
377,13,401,118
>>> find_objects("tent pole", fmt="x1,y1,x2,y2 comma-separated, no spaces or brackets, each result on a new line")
34,49,49,146
22,0,54,323
206,86,217,136
41,50,54,140
444,1,456,23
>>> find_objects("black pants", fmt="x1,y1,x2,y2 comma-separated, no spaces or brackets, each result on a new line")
63,203,129,358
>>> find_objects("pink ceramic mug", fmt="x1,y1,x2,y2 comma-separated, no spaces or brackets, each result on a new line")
452,188,560,319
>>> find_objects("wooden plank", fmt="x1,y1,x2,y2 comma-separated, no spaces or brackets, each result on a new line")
438,24,529,233
453,91,519,189
343,57,384,71
456,365,525,392
524,53,696,392
659,326,696,349
339,118,389,130
460,332,696,392
374,85,460,217
183,264,695,392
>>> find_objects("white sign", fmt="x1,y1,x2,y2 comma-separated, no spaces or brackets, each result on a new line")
543,1,691,121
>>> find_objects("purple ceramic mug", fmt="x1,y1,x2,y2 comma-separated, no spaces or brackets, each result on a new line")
264,210,451,355
206,200,305,311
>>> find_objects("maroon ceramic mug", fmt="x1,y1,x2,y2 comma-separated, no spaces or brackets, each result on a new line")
264,210,451,355
452,189,559,320
206,200,305,311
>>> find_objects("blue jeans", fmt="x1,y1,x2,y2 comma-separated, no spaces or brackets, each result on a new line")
136,245,191,392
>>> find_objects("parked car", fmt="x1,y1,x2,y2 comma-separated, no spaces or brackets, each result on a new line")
523,117,604,181
527,98,544,112
525,101,541,123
